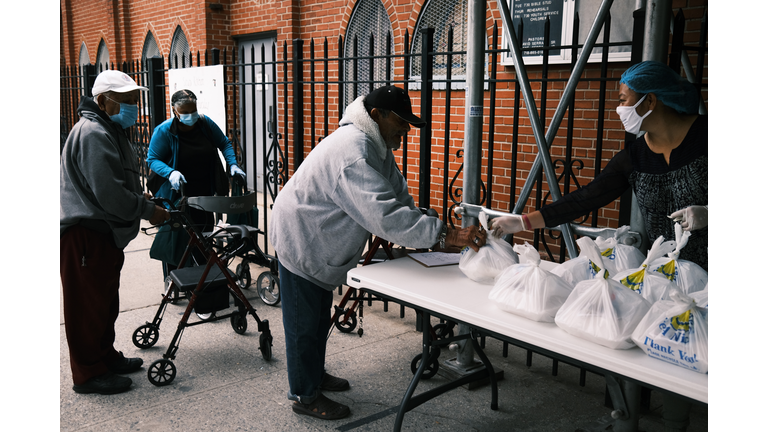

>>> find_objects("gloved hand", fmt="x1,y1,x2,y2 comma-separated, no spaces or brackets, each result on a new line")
488,215,526,237
668,205,707,231
169,170,186,191
230,165,246,179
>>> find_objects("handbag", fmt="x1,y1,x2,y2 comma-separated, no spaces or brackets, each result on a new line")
149,224,190,267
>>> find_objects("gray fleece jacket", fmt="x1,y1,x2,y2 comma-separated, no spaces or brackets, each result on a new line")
60,97,155,249
269,96,443,289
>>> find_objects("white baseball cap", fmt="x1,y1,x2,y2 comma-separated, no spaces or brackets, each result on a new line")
92,70,148,97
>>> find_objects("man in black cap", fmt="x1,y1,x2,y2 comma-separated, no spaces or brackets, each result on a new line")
269,85,486,420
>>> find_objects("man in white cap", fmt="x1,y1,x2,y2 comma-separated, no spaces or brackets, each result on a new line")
61,70,170,395
270,85,486,419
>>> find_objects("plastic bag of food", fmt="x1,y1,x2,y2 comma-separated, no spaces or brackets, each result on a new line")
631,289,708,373
488,242,574,322
554,269,651,349
648,223,708,295
550,236,611,286
612,235,679,304
594,226,647,276
458,218,518,284
689,284,708,309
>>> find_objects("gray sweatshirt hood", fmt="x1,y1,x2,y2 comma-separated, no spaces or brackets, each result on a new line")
340,96,389,160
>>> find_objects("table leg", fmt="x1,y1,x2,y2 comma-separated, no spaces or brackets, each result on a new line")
605,375,641,432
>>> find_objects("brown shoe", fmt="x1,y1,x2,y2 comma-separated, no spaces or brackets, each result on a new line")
292,394,350,420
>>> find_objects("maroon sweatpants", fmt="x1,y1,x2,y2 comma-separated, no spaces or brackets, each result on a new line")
60,225,125,385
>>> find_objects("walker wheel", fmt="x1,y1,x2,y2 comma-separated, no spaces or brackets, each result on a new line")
410,353,439,379
148,359,176,386
433,323,455,340
236,263,252,289
132,324,159,349
231,312,248,334
259,331,273,361
256,271,280,306
334,310,357,333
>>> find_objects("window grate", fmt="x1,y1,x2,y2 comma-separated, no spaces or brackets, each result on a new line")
170,26,191,68
342,0,395,109
142,32,161,68
96,39,110,72
412,0,468,78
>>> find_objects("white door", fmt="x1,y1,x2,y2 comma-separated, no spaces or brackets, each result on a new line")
238,37,276,194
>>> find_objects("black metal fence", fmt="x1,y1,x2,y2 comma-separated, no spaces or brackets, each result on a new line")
60,7,707,260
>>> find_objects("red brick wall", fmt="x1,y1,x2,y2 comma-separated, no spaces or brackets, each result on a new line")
61,0,708,256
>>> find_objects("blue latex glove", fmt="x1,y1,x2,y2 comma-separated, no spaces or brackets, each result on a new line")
169,170,186,190
230,165,246,179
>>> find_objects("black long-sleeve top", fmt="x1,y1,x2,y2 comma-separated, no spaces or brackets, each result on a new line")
540,116,708,270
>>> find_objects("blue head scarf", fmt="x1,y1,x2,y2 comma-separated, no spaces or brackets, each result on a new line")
619,61,699,115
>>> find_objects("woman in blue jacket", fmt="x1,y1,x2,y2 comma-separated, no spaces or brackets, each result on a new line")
147,89,245,271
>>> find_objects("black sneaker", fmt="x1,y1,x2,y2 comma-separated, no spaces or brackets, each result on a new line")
108,352,144,374
319,372,350,391
73,372,132,395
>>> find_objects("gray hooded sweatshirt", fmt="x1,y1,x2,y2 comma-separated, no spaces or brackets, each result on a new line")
269,96,443,290
60,97,156,249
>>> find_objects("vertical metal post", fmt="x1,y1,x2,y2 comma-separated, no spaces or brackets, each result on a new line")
642,0,672,63
84,64,97,97
451,0,486,372
462,0,484,227
418,28,434,208
146,57,166,134
292,39,305,168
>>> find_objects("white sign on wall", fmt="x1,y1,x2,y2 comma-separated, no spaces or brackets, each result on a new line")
168,65,228,169
168,65,227,133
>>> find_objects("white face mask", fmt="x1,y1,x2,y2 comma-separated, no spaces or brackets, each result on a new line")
616,94,652,135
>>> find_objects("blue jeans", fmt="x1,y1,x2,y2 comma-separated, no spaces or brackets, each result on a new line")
279,261,333,404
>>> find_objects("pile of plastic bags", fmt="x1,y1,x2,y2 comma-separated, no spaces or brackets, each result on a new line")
459,214,708,373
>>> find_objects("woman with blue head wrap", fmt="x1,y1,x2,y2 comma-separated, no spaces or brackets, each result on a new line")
490,61,708,272
620,60,699,115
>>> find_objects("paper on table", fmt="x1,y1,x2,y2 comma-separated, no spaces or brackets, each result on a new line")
408,252,462,267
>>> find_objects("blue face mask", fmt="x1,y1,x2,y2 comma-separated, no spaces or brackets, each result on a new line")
104,96,139,129
178,111,199,126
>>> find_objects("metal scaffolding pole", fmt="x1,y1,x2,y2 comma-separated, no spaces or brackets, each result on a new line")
447,0,489,376
498,0,615,259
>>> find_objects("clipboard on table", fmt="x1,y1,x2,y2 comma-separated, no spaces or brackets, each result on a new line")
407,252,462,268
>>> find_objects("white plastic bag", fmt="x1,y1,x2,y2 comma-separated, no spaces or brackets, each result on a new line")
594,226,647,276
689,284,708,309
488,242,574,322
612,235,679,304
550,236,610,285
631,289,708,373
555,269,651,349
648,224,708,295
458,233,518,285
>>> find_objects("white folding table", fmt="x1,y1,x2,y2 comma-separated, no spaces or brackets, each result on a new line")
346,257,707,431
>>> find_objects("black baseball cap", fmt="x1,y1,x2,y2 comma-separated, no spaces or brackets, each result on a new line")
364,85,426,128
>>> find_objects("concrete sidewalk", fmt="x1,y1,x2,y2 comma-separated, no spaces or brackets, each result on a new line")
59,220,708,431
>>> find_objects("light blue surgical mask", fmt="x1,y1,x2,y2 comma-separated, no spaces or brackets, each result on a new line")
104,96,139,129
178,111,200,126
